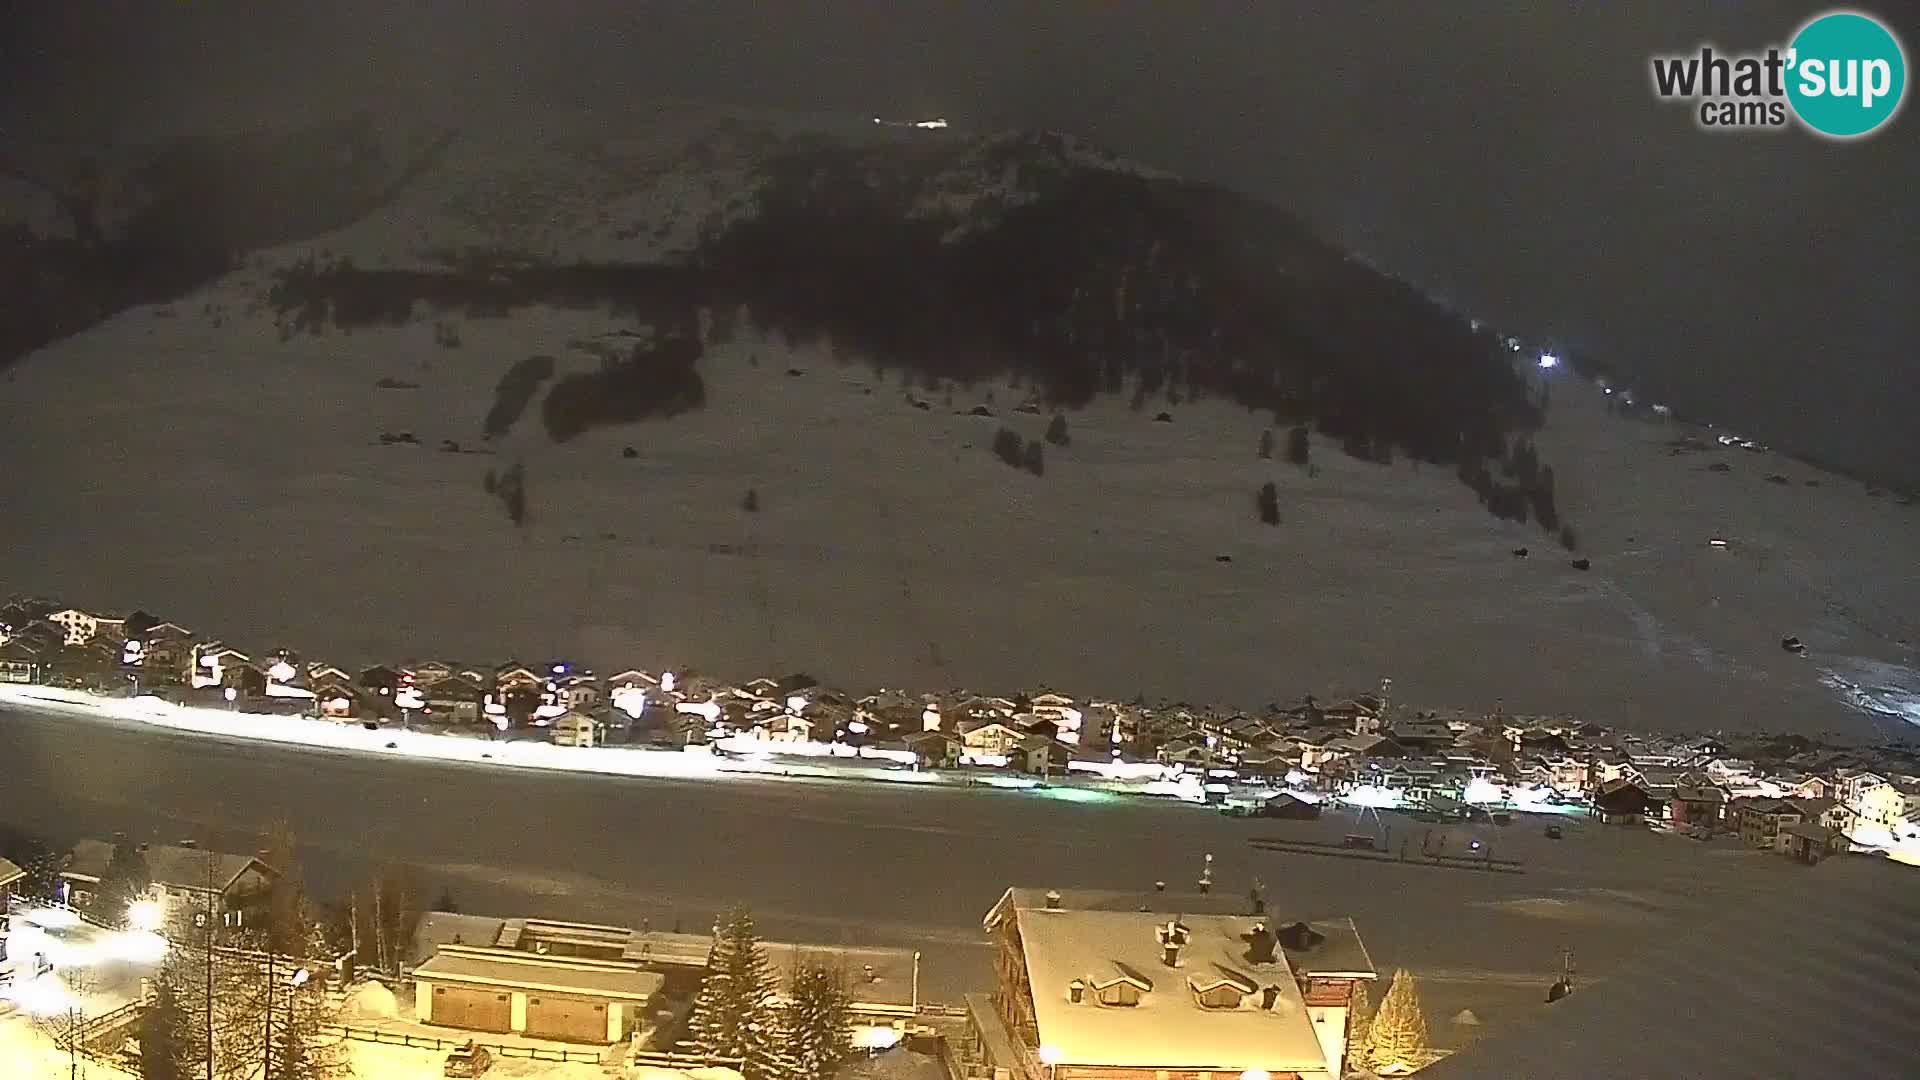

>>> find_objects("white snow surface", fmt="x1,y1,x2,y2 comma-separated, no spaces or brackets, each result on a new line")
2,108,1916,735
339,978,402,1021
4,292,1916,736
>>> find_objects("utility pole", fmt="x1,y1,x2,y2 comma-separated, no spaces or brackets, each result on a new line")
265,947,276,1080
204,849,215,1080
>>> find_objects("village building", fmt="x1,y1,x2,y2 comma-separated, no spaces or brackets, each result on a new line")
550,709,600,748
977,887,1374,1080
1260,793,1323,820
422,676,485,725
1781,823,1852,865
59,840,277,930
1010,735,1075,776
0,640,43,683
1591,778,1656,825
905,730,963,769
1730,797,1803,851
1669,785,1729,829
962,718,1027,757
46,609,127,646
1,856,28,900
409,914,917,1044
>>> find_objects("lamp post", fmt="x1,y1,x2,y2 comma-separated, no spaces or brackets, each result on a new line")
1038,1044,1062,1080
263,949,312,1080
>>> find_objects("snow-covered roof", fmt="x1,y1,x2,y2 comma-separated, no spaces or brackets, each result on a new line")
62,839,272,893
1011,907,1330,1072
414,944,663,1002
412,911,509,961
0,856,24,886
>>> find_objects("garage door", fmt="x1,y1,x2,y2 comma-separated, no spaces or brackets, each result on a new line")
525,995,608,1043
431,985,512,1033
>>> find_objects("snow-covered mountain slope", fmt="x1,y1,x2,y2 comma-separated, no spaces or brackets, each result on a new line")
3,107,1915,734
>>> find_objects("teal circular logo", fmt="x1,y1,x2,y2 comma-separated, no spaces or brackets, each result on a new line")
1786,11,1907,137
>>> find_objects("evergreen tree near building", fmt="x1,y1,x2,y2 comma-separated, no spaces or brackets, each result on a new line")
743,488,761,513
1367,969,1431,1071
1258,428,1274,460
138,968,193,1080
0,825,62,900
93,835,152,926
1045,413,1070,447
688,907,795,1080
785,962,855,1080
1023,440,1045,477
1256,482,1280,525
1286,425,1312,466
1344,980,1375,1072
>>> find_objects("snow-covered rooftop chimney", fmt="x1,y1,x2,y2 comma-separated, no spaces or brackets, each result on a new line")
1044,889,1062,910
1158,919,1190,967
1068,979,1085,1004
1261,985,1282,1010
1246,922,1276,964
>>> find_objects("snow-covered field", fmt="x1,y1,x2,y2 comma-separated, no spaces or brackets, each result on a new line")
3,108,1916,737
5,287,1917,736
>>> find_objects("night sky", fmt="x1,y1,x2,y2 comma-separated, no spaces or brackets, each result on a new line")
5,1,1914,485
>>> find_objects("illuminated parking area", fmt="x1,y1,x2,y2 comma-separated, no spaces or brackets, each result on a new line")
2,903,169,981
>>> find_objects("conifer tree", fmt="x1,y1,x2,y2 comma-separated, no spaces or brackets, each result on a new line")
786,963,854,1080
94,835,152,926
1367,969,1431,1071
1344,980,1375,1072
138,967,193,1080
688,907,794,1080
1045,413,1070,447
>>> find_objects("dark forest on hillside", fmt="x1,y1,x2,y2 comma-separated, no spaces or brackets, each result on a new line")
265,137,1563,532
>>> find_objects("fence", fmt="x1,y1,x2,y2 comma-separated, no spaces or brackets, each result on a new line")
629,1049,746,1070
321,1023,605,1064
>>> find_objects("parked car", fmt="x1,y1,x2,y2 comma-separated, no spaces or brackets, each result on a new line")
1544,824,1564,840
444,1042,492,1077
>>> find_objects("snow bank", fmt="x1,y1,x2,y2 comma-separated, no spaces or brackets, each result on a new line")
339,979,401,1020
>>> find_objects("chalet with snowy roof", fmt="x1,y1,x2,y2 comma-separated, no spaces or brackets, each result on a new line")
962,718,1026,756
0,856,29,900
406,660,460,684
906,729,963,768
422,676,484,724
549,709,599,748
493,664,544,693
1591,778,1656,824
1669,785,1729,828
1260,793,1322,820
1008,734,1075,776
129,622,197,678
1789,797,1850,834
0,639,42,683
1729,797,1803,851
409,913,916,1043
1781,822,1851,865
307,667,366,719
1387,720,1455,753
979,887,1375,1080
60,840,276,928
46,609,126,646
39,640,124,692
